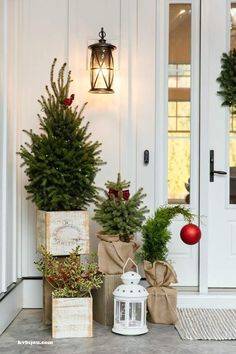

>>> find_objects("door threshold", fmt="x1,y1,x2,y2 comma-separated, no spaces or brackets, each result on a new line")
177,291,236,308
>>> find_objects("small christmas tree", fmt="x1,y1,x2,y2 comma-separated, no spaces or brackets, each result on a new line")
19,59,104,211
137,205,194,263
94,173,149,242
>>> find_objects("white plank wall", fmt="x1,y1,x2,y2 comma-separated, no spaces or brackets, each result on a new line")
19,0,69,276
68,0,121,252
15,0,141,274
0,0,8,293
0,0,18,292
2,0,199,282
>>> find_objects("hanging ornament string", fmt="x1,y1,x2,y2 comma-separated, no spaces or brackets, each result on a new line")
217,49,236,112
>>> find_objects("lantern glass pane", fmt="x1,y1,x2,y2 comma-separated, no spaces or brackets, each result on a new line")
119,302,126,322
115,301,119,322
90,46,114,91
128,303,142,327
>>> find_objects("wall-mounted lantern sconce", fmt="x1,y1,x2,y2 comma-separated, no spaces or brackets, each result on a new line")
88,27,116,94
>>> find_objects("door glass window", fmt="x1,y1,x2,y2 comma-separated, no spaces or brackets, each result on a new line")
230,3,236,204
168,4,192,205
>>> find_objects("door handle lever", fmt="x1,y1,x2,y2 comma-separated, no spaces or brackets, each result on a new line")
213,170,227,175
210,150,227,182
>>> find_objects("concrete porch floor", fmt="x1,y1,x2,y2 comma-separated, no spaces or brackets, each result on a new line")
0,309,236,354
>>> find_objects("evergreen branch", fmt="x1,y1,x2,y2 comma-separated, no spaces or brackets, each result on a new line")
137,205,194,264
50,58,60,99
65,70,72,98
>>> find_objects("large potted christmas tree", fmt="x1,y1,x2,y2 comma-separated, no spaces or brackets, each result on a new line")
19,59,104,256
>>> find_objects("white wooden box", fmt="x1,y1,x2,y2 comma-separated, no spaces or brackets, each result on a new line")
52,297,93,338
36,210,89,255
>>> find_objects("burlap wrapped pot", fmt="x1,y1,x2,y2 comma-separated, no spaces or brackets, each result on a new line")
97,231,139,275
144,260,178,324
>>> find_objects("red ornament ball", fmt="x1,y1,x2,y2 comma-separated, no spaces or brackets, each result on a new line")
180,224,201,245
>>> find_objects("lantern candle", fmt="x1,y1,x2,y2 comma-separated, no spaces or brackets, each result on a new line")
112,258,149,336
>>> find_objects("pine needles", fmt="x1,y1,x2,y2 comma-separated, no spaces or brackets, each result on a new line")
19,59,104,211
137,205,194,263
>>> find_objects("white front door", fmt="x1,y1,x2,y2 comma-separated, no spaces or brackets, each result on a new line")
202,0,236,288
137,0,236,288
136,0,200,286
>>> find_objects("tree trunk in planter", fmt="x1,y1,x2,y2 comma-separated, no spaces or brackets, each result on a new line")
144,260,178,325
92,274,122,326
97,232,139,274
36,210,89,256
52,297,93,338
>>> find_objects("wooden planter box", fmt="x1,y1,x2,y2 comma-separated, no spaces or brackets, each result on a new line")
43,256,79,325
36,210,89,255
92,274,122,326
52,297,93,338
43,278,53,325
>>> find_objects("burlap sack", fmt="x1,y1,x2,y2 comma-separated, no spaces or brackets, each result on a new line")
144,260,178,324
97,232,139,275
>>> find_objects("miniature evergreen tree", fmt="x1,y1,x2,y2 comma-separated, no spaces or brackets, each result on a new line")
137,205,194,263
94,173,149,242
19,59,104,211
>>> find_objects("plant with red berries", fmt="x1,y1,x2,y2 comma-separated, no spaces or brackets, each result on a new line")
94,173,149,242
35,246,103,298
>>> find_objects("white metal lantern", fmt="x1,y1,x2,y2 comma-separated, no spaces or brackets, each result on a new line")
112,258,149,336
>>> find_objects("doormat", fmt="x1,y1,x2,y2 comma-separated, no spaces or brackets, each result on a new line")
175,308,236,340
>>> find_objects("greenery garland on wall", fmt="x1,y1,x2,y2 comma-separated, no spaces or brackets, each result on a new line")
217,48,236,111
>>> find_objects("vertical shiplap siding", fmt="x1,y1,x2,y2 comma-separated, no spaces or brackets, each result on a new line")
2,0,200,286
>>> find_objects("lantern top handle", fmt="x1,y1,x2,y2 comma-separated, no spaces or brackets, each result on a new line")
123,258,139,274
99,27,106,42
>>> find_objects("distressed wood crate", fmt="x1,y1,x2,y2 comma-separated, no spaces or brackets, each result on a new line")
92,274,122,326
52,297,93,338
36,210,89,255
43,278,53,325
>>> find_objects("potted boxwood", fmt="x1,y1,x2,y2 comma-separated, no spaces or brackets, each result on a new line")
35,246,103,338
93,173,149,274
19,59,104,255
137,205,194,324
